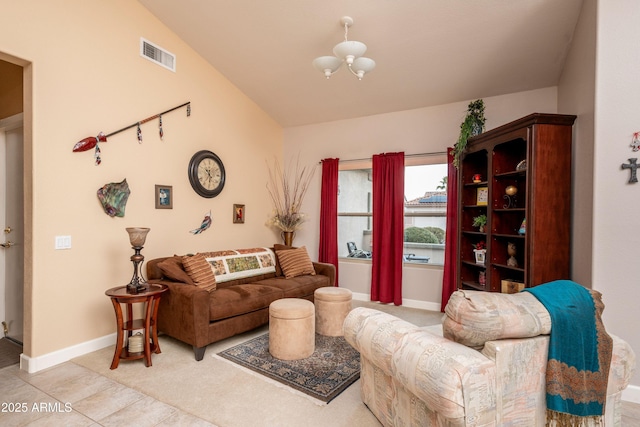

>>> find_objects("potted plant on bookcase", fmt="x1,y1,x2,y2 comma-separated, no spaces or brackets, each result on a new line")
451,99,486,168
472,214,487,233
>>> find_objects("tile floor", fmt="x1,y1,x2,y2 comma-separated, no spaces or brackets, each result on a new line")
2,358,640,426
0,362,216,426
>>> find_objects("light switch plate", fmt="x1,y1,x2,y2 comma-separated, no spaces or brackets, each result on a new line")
55,235,71,250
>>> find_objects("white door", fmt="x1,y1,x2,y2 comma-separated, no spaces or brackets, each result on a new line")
0,113,24,344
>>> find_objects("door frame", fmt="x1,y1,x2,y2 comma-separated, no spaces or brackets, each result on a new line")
0,50,32,359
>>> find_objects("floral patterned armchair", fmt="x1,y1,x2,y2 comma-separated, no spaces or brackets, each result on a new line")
343,290,635,426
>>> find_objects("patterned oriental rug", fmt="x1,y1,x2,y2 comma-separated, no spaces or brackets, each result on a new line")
217,333,360,403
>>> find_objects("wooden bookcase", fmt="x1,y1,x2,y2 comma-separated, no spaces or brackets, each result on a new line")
457,113,577,292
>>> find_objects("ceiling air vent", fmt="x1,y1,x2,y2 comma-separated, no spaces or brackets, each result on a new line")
140,38,176,72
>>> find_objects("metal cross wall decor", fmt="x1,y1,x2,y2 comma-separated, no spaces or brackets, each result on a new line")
621,158,638,183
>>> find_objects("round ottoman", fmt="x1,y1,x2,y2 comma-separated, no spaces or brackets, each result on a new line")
314,287,353,336
269,298,315,360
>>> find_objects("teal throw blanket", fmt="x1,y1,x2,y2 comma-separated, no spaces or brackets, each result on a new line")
524,280,612,423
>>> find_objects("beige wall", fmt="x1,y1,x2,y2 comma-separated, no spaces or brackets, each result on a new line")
558,0,596,289
592,0,640,388
284,87,558,308
559,0,639,392
0,0,282,359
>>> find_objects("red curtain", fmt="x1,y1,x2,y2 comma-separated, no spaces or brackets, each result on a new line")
319,158,339,286
441,148,459,311
371,152,404,305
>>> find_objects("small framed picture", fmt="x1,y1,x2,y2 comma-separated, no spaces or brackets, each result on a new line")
476,186,488,206
233,204,245,224
155,185,173,209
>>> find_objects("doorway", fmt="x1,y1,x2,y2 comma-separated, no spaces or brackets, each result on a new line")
0,113,24,345
0,57,25,349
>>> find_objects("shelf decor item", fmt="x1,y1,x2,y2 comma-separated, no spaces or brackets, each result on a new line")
476,187,488,206
472,214,487,232
518,218,526,235
501,279,525,294
507,242,518,267
473,240,486,264
503,185,518,208
473,249,486,264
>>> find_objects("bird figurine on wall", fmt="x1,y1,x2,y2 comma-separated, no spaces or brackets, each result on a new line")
190,211,212,234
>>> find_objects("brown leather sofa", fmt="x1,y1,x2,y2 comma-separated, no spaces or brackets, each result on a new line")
146,251,335,361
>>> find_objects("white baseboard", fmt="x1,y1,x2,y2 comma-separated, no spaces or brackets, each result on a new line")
351,292,442,312
20,333,116,373
623,384,640,404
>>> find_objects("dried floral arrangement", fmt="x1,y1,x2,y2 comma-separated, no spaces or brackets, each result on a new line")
266,157,317,232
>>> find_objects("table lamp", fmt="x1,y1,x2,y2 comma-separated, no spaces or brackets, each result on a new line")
125,227,150,293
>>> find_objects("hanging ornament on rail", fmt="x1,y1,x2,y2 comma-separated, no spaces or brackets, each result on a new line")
631,132,640,152
72,101,191,165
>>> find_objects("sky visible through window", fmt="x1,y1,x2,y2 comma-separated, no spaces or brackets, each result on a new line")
404,164,448,200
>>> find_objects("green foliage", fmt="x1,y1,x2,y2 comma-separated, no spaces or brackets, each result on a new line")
451,99,486,168
435,176,448,190
424,226,445,243
404,226,443,244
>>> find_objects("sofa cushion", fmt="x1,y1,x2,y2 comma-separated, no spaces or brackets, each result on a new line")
443,289,551,349
203,248,276,283
276,246,316,279
157,256,194,285
255,274,330,299
208,284,283,321
181,253,217,291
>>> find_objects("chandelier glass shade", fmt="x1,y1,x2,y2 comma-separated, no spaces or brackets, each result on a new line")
312,16,375,80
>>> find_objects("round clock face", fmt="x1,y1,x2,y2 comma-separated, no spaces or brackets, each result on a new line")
188,150,225,198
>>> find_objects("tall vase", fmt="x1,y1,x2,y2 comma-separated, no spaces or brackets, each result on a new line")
281,231,295,246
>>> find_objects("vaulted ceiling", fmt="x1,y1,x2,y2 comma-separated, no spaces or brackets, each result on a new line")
138,0,584,128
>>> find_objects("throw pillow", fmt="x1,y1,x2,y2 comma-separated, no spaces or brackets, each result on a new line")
273,243,295,276
275,246,316,279
181,253,217,291
204,248,276,283
157,256,194,285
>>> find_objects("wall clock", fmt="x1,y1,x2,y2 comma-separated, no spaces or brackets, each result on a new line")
188,150,226,198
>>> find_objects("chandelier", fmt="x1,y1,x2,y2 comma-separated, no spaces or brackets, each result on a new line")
312,16,376,80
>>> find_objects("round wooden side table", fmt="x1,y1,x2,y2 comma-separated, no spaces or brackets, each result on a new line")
105,284,168,369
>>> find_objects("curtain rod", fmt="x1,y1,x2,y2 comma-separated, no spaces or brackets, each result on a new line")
319,151,448,164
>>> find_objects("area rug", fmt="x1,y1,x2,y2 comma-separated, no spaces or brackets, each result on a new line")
217,333,360,403
0,338,22,369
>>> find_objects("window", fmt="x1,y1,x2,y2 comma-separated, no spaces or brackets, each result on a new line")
338,155,447,265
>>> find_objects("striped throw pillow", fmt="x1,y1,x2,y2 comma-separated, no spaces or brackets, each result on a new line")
181,253,216,291
275,246,316,279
